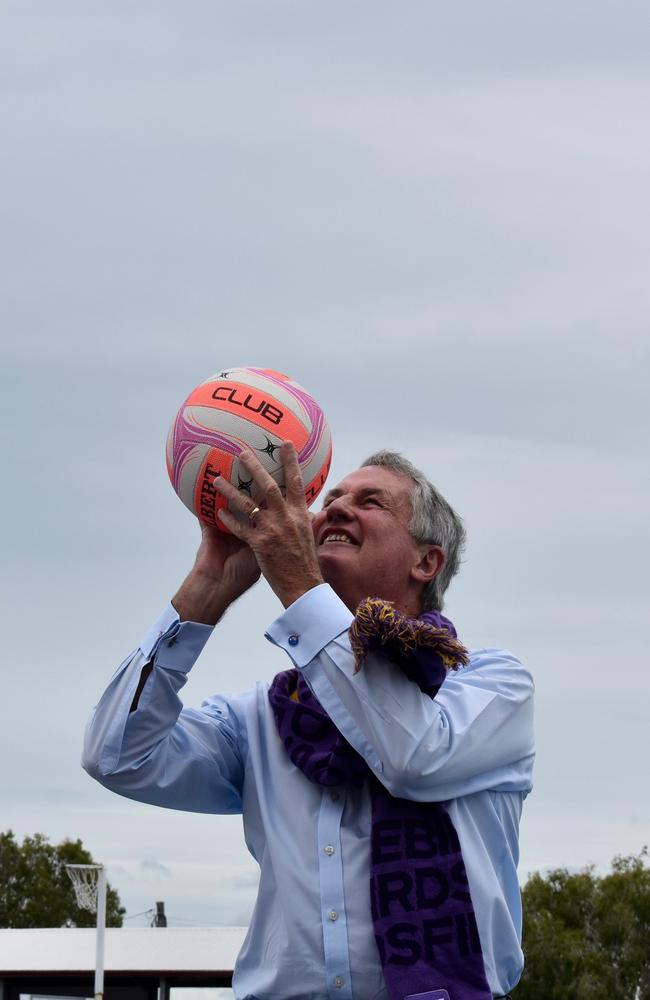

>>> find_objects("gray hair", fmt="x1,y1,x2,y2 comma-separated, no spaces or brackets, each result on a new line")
360,450,466,612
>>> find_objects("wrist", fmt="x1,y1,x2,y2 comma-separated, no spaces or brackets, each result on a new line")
277,575,324,610
172,569,231,625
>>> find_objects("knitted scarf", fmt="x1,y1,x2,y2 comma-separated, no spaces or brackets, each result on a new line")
267,598,493,1000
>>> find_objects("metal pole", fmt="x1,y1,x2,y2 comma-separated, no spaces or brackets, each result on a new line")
95,866,107,1000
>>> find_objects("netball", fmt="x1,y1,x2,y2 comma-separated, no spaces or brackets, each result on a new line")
166,367,332,527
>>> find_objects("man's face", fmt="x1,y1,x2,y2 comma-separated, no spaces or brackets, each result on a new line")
311,465,436,614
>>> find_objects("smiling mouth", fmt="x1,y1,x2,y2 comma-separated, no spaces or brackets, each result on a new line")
320,532,358,547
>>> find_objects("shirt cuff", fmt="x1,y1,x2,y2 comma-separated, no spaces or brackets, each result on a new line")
265,583,354,668
139,603,214,671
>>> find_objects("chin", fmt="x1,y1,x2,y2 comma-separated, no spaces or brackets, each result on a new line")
316,550,343,574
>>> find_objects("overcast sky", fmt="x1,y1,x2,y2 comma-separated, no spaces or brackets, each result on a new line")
1,0,649,939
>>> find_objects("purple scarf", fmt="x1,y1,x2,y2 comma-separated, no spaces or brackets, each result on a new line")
268,599,493,1000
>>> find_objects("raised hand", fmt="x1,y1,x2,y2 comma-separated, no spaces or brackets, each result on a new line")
172,518,261,625
215,442,324,608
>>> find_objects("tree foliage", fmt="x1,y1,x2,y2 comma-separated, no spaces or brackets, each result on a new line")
515,849,650,1000
0,830,125,928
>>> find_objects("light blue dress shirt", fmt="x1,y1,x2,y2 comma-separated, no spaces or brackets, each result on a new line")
83,584,534,1000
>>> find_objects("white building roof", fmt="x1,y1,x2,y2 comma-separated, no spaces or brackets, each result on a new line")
0,927,248,973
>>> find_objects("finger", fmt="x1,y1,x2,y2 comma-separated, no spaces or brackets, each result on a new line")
281,441,306,508
239,448,284,512
217,506,255,541
213,473,262,517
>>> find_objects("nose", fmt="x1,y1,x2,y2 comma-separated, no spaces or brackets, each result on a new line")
312,493,353,540
324,493,354,521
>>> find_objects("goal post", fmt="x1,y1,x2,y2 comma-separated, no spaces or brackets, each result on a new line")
66,863,107,1000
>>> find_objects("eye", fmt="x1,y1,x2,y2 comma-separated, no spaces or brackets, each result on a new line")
364,497,382,507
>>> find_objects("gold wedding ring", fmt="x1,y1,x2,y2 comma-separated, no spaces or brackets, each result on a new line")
248,505,262,522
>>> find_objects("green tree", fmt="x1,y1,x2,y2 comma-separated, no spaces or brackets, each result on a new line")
0,830,125,928
514,849,650,1000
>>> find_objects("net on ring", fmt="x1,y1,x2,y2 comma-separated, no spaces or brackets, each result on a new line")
66,864,103,912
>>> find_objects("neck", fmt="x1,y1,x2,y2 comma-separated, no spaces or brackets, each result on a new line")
330,580,423,619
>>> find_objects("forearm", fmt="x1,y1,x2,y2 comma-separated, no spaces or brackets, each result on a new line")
172,567,233,625
82,608,244,813
82,607,217,798
83,606,212,777
167,517,261,626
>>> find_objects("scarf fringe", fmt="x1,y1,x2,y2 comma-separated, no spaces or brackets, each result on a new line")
349,597,470,674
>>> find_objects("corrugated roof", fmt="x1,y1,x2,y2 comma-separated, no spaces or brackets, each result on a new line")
0,927,247,973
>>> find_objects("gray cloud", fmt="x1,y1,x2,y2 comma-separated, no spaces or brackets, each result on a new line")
140,856,172,879
1,0,648,926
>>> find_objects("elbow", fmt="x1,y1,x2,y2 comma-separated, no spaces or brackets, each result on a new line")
376,743,448,801
378,762,413,798
372,718,452,799
81,743,110,781
81,720,118,781
81,721,102,779
81,743,138,789
378,763,436,802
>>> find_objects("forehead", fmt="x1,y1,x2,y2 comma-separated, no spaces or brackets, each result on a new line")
326,465,414,504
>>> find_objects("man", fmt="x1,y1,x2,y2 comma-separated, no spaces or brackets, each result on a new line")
83,443,534,1000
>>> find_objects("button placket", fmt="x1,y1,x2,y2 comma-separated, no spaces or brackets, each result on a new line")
318,786,351,999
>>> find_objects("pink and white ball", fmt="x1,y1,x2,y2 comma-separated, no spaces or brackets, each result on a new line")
166,367,332,528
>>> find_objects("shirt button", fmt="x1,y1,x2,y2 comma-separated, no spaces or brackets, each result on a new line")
330,791,340,802
288,634,300,646
324,844,335,856
328,909,338,921
334,976,344,988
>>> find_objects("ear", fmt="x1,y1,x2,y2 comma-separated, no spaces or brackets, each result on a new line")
410,545,445,585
